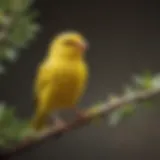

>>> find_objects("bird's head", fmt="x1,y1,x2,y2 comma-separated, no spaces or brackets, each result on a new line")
48,31,88,60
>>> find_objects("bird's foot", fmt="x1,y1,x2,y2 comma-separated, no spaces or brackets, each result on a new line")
53,117,69,139
54,117,68,131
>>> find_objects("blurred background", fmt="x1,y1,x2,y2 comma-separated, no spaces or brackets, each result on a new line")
1,0,160,159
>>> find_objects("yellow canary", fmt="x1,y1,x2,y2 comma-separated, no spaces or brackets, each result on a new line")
32,31,89,131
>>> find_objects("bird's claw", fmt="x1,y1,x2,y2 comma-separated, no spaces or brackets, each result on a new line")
54,118,69,131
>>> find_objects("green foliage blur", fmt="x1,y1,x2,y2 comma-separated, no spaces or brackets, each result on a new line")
108,71,160,126
0,0,39,73
0,0,39,149
0,103,35,149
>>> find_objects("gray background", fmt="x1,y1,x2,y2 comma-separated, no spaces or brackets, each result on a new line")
1,0,160,159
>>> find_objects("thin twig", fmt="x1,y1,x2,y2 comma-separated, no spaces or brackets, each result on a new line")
1,87,160,159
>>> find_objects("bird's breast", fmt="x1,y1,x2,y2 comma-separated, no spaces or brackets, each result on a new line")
50,61,87,107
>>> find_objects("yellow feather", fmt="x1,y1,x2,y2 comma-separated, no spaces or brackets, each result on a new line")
32,31,89,130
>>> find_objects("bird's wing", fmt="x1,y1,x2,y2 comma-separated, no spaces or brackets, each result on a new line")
33,61,53,103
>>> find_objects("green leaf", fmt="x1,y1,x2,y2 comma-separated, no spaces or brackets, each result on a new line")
0,107,16,126
142,71,153,89
133,71,153,89
0,0,11,11
0,0,35,13
0,45,10,60
0,0,39,148
4,47,18,61
18,126,35,139
0,106,33,147
108,109,122,126
0,0,39,67
9,0,34,12
121,104,135,116
0,10,8,25
108,104,135,126
8,15,39,47
124,85,136,98
152,73,160,89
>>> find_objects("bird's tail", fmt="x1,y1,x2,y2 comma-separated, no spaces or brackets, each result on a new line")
31,98,49,131
31,111,48,131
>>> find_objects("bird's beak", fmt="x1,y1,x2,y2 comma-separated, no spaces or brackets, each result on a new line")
77,41,88,52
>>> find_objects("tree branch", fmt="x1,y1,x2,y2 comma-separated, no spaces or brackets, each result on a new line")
1,86,160,159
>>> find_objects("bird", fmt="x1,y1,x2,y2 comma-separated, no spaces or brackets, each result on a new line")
31,31,89,131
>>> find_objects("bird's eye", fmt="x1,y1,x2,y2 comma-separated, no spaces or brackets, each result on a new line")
63,40,76,46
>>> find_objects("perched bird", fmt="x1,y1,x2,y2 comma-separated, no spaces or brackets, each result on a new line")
32,31,89,131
